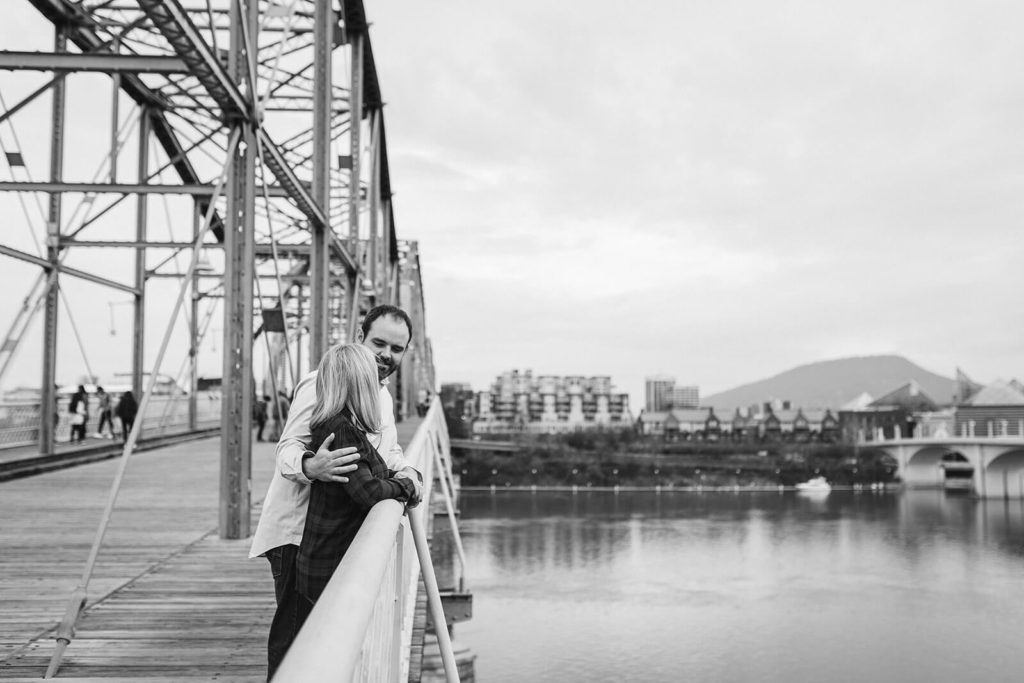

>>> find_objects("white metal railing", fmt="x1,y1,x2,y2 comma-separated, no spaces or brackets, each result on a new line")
0,401,41,447
275,398,461,683
0,394,221,448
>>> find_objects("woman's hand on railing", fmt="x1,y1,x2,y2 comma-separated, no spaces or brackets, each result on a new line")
396,466,423,507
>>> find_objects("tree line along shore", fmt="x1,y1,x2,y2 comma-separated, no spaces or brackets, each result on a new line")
451,432,899,489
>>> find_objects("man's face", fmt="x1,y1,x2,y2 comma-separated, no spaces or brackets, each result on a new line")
359,314,411,381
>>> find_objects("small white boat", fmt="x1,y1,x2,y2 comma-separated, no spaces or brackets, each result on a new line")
795,476,831,492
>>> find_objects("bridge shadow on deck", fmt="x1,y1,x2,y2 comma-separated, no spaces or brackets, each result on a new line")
0,417,424,681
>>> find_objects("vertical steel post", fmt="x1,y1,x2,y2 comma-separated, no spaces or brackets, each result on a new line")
132,110,150,401
39,26,67,455
220,0,257,539
367,108,380,302
294,284,303,375
346,31,364,342
348,32,363,250
188,201,200,431
109,38,120,182
309,0,333,364
382,197,392,304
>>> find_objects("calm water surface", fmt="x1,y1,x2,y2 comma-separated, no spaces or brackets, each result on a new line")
454,490,1024,682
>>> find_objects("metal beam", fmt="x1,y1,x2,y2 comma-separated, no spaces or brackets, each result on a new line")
368,108,381,300
136,0,248,117
0,244,140,295
24,0,226,244
0,181,299,196
348,31,363,250
346,30,365,343
0,51,187,73
59,239,223,249
219,0,257,541
134,0,359,272
132,110,150,400
39,25,66,457
308,0,333,365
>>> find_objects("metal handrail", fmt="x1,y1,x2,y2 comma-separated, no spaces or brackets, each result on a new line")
274,398,461,682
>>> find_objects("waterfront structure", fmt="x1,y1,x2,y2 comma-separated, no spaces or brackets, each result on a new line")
954,380,1024,437
640,404,840,443
644,375,699,411
474,369,632,434
638,408,714,437
867,433,1024,499
644,375,675,412
839,381,941,442
440,382,476,438
668,385,700,409
440,382,476,420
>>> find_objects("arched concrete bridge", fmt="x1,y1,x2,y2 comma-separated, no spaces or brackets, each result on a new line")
864,437,1024,499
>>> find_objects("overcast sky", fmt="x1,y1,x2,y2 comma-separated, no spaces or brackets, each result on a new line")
368,0,1024,405
0,1,1021,410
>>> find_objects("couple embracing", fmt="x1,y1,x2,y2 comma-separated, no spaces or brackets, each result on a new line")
249,304,424,680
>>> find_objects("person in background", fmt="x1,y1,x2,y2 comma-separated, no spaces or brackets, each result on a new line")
95,386,114,439
68,385,88,443
115,390,138,442
253,395,269,442
276,390,291,423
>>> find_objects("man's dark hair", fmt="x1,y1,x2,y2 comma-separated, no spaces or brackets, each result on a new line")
361,304,413,345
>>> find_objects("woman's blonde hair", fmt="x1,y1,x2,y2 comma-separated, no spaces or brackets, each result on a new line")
310,343,382,434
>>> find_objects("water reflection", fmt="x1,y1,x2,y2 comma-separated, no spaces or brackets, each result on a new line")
458,490,1024,682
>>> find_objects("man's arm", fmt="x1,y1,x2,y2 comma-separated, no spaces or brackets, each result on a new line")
377,384,420,501
276,372,359,484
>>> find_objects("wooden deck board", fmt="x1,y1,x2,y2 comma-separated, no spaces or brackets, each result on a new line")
0,437,278,680
0,417,426,681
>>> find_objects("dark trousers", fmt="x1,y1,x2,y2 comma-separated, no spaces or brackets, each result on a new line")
98,409,113,435
71,420,87,442
265,544,313,681
120,418,134,442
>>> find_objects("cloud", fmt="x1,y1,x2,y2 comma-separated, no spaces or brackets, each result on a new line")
367,0,1024,407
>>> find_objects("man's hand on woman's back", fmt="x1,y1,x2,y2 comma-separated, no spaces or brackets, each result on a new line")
301,433,361,483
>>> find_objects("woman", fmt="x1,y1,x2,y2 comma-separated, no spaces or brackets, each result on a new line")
68,385,88,443
115,390,138,441
295,344,416,607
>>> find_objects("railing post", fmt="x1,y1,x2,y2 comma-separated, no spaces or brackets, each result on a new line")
409,510,460,683
434,444,467,591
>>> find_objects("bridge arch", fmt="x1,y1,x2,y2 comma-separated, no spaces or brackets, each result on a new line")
903,445,966,488
979,448,1024,499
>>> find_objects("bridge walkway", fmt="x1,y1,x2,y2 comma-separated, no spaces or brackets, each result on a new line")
0,418,423,681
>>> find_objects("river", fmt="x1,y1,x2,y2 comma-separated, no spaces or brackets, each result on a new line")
454,489,1024,682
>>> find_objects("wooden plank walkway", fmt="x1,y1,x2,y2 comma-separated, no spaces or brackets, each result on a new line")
0,417,424,681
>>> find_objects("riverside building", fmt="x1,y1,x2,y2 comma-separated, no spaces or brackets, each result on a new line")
645,375,700,411
473,369,633,434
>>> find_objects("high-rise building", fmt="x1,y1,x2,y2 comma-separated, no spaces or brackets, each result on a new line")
668,385,700,409
645,375,675,412
474,369,633,434
646,376,701,411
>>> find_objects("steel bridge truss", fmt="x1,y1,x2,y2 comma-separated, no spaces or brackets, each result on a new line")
0,0,431,538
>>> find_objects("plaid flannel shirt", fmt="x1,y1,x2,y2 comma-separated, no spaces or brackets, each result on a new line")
295,411,415,602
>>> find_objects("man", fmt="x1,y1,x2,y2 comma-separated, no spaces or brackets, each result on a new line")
253,395,268,442
249,304,423,680
95,386,114,439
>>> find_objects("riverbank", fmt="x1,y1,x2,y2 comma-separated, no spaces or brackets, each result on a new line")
461,483,900,493
453,441,899,488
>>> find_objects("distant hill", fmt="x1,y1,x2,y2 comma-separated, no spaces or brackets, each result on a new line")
703,355,955,411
